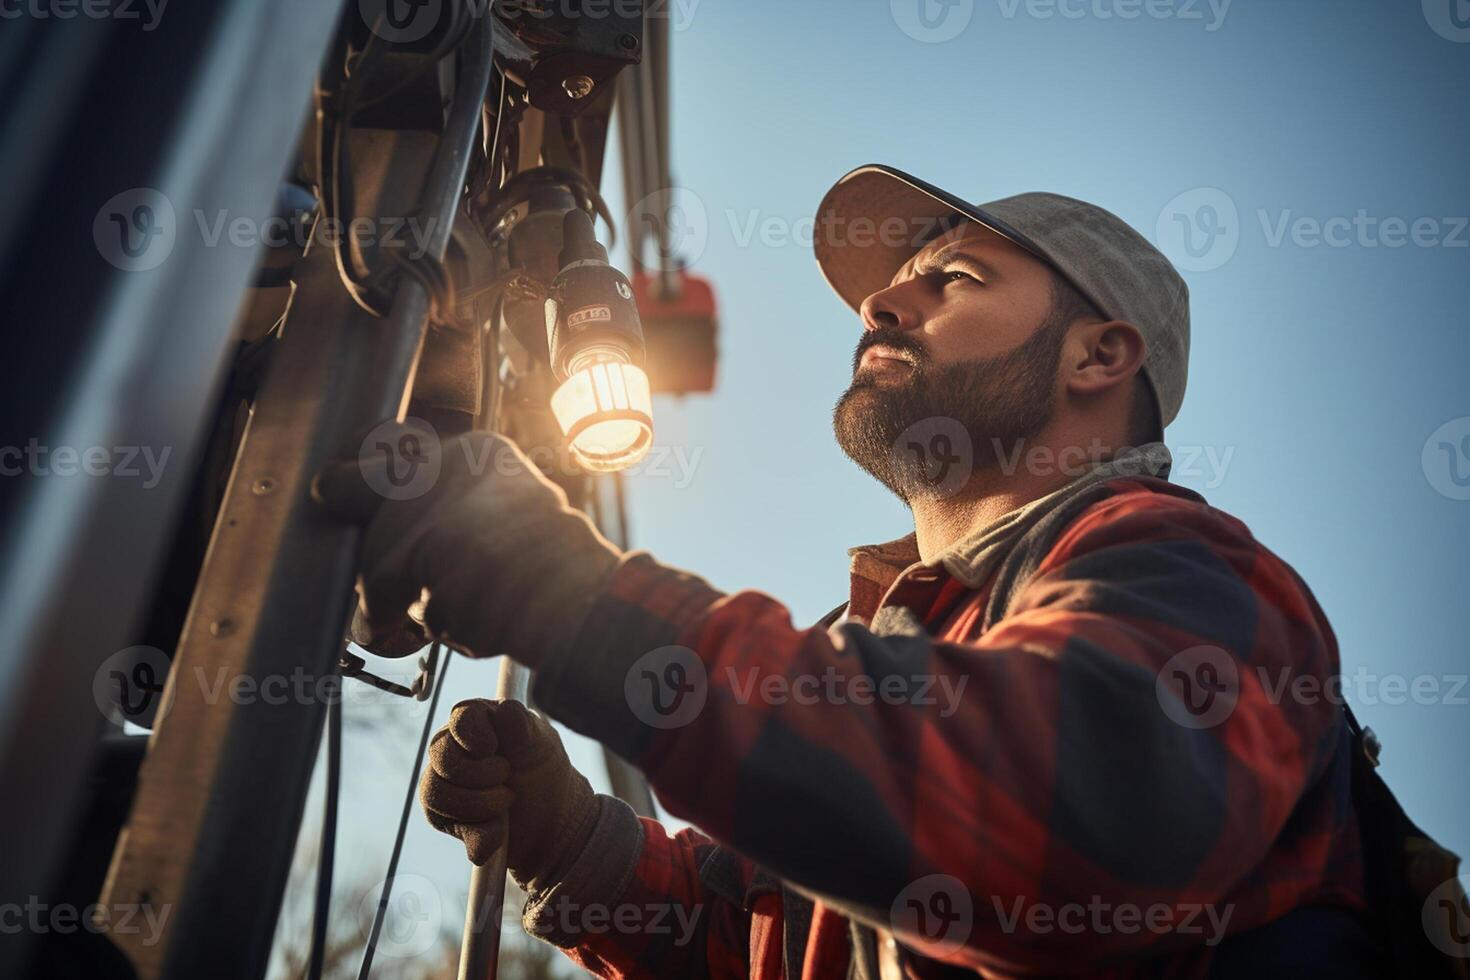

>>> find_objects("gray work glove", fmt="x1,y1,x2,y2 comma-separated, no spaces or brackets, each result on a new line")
316,427,621,667
420,698,598,885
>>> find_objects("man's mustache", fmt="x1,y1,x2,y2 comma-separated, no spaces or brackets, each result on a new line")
851,328,929,374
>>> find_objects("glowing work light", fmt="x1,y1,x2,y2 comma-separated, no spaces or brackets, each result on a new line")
545,209,654,471
549,349,653,471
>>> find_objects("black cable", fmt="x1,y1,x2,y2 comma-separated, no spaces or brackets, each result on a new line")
307,673,343,980
383,249,457,328
357,643,451,980
324,4,479,317
476,166,619,250
328,25,394,315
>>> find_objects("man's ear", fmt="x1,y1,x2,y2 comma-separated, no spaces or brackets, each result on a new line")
1065,320,1148,397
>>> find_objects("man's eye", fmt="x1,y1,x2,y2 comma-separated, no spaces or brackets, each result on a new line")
944,269,977,283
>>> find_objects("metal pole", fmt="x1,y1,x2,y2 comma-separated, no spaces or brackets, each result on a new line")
591,474,658,818
457,659,531,980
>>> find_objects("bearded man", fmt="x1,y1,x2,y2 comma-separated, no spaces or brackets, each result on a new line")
324,165,1379,978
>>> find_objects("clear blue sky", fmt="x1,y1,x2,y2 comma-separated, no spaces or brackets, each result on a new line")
286,2,1469,970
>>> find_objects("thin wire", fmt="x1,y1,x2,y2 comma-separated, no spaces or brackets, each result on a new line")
307,673,343,980
357,644,451,980
488,71,508,189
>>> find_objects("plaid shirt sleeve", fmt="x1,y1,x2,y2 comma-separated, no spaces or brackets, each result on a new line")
531,486,1359,973
519,793,776,979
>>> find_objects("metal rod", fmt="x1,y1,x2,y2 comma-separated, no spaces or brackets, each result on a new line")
371,14,496,420
591,474,657,818
458,658,531,980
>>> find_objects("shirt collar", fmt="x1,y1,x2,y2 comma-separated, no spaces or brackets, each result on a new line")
846,442,1173,605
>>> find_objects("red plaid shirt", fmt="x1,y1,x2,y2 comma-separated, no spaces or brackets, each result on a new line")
527,468,1367,978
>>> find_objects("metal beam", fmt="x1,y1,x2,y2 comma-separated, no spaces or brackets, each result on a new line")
97,17,497,978
0,3,346,975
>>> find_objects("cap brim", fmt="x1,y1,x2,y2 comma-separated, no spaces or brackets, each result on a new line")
814,164,1048,313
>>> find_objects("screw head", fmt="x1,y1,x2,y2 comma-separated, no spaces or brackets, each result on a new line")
618,33,639,50
562,75,595,100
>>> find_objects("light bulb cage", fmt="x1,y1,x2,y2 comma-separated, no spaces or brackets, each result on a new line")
549,358,654,471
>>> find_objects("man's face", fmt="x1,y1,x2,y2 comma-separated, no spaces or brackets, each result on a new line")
832,220,1079,502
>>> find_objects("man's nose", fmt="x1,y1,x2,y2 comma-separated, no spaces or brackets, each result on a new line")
859,281,924,333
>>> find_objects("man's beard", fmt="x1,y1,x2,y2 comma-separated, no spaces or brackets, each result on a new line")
832,313,1069,503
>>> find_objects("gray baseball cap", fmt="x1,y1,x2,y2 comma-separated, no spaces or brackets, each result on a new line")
813,164,1190,433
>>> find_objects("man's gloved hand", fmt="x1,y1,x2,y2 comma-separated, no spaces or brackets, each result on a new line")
316,427,622,666
420,698,598,884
